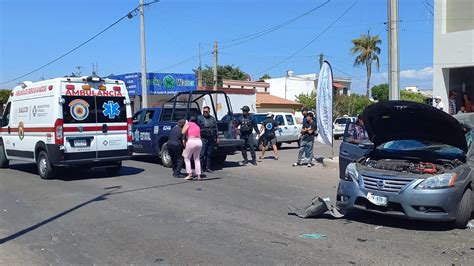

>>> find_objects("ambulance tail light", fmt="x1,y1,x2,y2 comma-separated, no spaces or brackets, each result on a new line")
113,86,121,91
54,119,64,145
127,118,133,142
66,85,75,90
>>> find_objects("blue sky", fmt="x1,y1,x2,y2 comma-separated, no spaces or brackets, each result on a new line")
0,0,435,94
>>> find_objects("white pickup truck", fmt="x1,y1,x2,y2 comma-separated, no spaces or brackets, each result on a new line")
253,112,302,148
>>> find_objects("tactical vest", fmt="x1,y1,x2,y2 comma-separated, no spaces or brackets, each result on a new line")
201,116,216,137
240,116,253,133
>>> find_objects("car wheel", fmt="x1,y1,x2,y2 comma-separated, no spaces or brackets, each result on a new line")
211,154,227,165
453,188,472,228
160,143,172,168
105,161,122,175
0,142,9,168
37,150,55,179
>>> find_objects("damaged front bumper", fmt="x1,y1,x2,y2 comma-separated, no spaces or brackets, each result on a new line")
336,179,462,221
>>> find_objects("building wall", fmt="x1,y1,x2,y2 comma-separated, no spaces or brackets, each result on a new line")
264,73,352,101
433,0,474,109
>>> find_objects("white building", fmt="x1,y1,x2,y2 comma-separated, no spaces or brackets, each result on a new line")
433,0,474,112
264,71,352,101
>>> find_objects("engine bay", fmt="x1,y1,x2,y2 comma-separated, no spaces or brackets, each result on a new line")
359,158,463,175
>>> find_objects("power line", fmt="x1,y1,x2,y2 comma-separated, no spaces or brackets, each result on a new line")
255,0,359,75
0,1,159,85
420,0,434,16
203,0,330,47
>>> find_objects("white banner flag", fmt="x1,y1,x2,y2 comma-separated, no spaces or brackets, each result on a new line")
316,61,333,146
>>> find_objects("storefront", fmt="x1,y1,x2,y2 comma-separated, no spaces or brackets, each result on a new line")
110,72,197,112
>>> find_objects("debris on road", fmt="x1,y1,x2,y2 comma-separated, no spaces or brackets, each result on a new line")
466,220,474,229
356,238,367,242
375,225,383,230
300,233,328,239
288,196,344,218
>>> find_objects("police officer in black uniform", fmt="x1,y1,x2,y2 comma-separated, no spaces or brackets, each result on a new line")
197,106,218,173
237,105,260,165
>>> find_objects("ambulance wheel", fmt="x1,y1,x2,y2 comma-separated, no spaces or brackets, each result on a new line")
0,142,9,168
37,151,55,180
160,143,172,168
106,161,122,175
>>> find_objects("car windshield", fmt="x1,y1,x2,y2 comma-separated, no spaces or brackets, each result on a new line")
335,118,349,124
379,140,463,156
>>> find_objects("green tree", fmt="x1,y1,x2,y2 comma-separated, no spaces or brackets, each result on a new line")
295,91,316,110
370,83,427,103
194,65,249,87
334,94,372,119
371,83,389,101
351,31,381,97
0,90,11,105
259,73,271,80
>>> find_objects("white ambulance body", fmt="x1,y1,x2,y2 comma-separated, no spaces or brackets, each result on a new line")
0,76,133,179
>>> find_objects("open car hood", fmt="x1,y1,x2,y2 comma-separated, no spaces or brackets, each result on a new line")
361,101,467,152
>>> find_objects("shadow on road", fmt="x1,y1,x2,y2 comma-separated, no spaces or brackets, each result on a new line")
8,164,144,181
0,177,221,245
340,210,458,231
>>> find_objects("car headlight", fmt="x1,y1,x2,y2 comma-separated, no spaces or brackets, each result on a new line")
345,163,358,181
416,173,457,189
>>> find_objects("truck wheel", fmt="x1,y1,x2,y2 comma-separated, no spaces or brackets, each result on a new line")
37,150,55,180
160,143,172,168
454,188,472,228
0,142,9,168
105,161,122,175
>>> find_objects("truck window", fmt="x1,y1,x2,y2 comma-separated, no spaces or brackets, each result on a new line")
285,115,295,125
143,110,155,125
62,96,97,124
275,115,285,126
96,97,127,123
132,111,143,125
1,102,11,127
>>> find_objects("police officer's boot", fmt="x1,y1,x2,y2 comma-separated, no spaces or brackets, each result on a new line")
242,158,249,164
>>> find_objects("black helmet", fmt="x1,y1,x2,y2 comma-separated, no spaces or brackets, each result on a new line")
241,105,250,112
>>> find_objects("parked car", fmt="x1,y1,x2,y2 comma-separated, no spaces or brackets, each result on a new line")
336,101,473,228
254,112,302,149
131,91,244,167
333,115,357,140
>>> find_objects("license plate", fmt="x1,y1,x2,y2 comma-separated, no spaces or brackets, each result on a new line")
74,139,88,147
367,192,388,206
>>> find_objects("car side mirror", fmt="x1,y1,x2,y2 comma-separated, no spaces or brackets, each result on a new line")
358,142,374,149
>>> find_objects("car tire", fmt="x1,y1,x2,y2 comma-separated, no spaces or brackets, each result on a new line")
105,161,122,175
37,150,55,180
0,142,9,169
453,188,472,229
211,154,227,165
160,143,172,168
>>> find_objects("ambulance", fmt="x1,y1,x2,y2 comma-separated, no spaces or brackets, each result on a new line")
0,76,133,179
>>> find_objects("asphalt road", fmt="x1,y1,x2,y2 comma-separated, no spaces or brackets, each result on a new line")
0,141,473,264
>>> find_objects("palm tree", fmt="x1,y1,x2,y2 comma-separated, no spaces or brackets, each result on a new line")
350,31,381,98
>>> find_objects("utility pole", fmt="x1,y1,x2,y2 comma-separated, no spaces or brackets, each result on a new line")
140,0,148,108
319,53,324,70
388,0,400,100
213,41,218,91
198,43,203,88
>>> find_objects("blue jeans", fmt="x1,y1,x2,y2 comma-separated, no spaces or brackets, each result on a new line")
297,138,314,164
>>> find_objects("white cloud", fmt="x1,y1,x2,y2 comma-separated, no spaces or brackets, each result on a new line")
400,67,433,79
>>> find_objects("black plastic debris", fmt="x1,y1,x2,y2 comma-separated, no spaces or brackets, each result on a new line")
288,196,345,219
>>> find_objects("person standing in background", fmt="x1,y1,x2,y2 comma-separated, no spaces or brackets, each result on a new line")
433,96,444,111
448,91,457,115
182,117,202,180
197,106,218,173
237,105,260,165
463,94,473,113
258,113,279,160
293,113,317,167
167,119,186,177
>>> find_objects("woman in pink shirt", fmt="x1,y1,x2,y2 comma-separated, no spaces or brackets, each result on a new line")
181,117,203,180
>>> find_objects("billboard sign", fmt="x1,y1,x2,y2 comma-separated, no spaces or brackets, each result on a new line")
110,72,196,96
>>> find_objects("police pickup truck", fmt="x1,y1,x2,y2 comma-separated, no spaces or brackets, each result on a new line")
131,91,244,167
